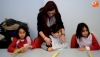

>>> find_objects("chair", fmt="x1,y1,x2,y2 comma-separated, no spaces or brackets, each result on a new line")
34,37,44,48
70,34,79,48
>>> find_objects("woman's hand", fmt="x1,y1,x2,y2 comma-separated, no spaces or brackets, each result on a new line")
47,47,54,52
44,37,51,45
60,35,66,43
78,47,86,51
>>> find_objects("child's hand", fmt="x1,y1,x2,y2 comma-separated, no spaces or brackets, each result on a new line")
78,47,86,51
20,49,24,53
47,47,54,52
20,47,25,53
29,45,33,49
21,46,30,52
24,46,30,50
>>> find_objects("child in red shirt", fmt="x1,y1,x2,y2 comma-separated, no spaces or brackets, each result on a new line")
71,23,99,51
8,26,36,52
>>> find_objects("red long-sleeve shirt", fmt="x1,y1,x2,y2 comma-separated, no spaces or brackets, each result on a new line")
71,33,100,50
8,36,36,52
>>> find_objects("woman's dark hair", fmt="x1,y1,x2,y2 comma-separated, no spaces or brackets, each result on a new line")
16,26,30,39
50,24,61,33
39,1,60,23
76,22,90,39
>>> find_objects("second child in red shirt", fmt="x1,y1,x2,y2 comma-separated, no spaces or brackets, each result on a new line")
8,26,36,53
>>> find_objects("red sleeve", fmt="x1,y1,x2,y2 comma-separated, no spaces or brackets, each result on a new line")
7,38,18,52
71,34,79,48
30,38,36,49
89,33,100,50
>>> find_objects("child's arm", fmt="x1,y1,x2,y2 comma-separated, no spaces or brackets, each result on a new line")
60,43,69,48
41,42,53,51
25,36,36,49
30,37,37,49
8,38,18,52
79,33,100,51
57,43,69,49
41,42,48,50
89,33,99,50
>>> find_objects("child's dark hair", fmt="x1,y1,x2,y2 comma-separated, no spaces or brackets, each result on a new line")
76,22,90,39
16,26,30,39
50,24,62,33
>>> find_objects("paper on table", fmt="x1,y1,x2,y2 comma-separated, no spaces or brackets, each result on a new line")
52,51,59,57
87,51,93,57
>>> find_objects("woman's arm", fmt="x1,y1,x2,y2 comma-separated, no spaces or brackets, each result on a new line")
58,14,65,35
57,13,66,43
37,12,51,45
61,28,65,35
56,13,64,29
60,28,66,43
39,31,51,45
37,12,47,39
37,12,44,34
39,31,46,40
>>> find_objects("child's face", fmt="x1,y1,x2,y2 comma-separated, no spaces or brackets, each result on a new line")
51,29,62,38
18,28,26,39
81,27,89,37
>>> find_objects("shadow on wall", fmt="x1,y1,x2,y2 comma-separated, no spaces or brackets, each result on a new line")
29,27,37,40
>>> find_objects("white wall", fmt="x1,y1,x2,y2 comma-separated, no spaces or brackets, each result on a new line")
0,0,100,45
0,0,44,39
44,0,100,44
